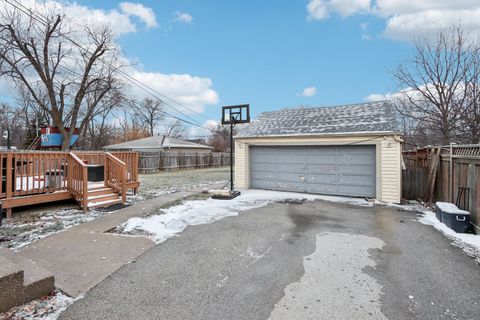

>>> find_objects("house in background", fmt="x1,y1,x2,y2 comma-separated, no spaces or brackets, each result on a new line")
103,135,213,153
234,101,402,203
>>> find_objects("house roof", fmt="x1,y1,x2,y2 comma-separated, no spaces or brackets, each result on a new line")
236,101,399,138
103,135,212,150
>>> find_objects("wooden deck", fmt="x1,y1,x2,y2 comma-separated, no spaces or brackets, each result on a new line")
1,151,139,217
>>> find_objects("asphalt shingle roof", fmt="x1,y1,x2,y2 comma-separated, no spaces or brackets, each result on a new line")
103,135,212,150
236,101,399,138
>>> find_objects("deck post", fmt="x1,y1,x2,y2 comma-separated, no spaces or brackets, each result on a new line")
5,153,13,218
82,166,88,212
104,153,108,188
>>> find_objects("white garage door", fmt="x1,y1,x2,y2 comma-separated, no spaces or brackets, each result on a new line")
250,145,376,197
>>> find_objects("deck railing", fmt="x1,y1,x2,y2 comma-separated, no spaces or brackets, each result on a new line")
1,151,69,199
110,151,139,184
0,150,139,216
68,152,89,211
105,152,127,203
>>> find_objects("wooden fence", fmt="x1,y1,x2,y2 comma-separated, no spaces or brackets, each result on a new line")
402,145,480,233
138,151,230,173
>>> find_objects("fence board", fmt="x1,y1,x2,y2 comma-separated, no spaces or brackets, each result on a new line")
402,145,480,234
138,151,230,173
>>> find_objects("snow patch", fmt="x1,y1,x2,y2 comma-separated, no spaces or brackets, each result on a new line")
121,189,372,243
419,210,480,262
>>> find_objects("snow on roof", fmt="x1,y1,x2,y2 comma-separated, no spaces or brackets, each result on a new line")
103,135,212,150
236,101,399,138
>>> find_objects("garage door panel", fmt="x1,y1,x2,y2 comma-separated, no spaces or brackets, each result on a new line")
306,164,336,174
251,163,276,172
251,171,278,181
277,173,305,183
277,181,304,192
337,145,373,153
306,173,337,184
306,154,336,164
251,179,277,190
338,164,375,175
278,164,305,173
250,145,376,197
339,174,375,185
251,154,276,163
308,146,337,154
337,154,375,164
277,154,305,164
306,183,337,194
338,185,375,197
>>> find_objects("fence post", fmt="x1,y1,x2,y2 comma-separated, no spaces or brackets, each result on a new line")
449,143,454,202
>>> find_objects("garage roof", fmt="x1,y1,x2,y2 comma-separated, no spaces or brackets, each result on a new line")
236,101,399,138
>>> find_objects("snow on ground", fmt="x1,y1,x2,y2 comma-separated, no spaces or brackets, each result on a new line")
418,210,480,263
0,205,110,249
0,290,73,320
120,189,372,244
0,167,229,249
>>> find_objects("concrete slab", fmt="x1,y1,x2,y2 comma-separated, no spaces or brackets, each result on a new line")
16,231,154,297
12,190,205,298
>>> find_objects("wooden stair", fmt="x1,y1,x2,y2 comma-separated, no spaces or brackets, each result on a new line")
87,186,123,209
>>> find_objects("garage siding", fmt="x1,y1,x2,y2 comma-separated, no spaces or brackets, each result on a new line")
380,139,402,203
250,146,376,197
234,136,402,203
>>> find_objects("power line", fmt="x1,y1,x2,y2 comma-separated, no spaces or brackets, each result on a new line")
5,0,212,128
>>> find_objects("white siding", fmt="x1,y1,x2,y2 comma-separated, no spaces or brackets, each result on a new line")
380,137,402,203
235,141,248,189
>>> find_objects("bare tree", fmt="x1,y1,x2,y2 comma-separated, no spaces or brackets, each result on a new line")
132,98,164,136
163,119,185,138
393,26,474,145
0,6,125,149
460,44,480,143
207,121,232,152
112,105,149,142
80,90,123,149
0,102,25,148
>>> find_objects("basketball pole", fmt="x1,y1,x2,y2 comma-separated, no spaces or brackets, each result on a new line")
230,117,234,191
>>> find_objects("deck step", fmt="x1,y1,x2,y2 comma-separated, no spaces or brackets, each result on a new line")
88,198,123,209
87,193,119,204
0,249,54,313
87,187,116,197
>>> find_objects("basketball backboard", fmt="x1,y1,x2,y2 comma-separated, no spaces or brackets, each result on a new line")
221,104,250,125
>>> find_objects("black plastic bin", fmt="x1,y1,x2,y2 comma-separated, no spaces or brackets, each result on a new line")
435,202,472,233
435,206,443,222
86,165,104,182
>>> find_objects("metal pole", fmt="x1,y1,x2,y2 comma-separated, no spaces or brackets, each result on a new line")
230,120,234,191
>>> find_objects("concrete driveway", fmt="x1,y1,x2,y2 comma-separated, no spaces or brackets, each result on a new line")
60,199,480,320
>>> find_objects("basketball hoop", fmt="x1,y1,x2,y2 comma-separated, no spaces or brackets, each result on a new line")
211,104,250,200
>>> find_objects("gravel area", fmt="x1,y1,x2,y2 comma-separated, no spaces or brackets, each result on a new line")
137,167,229,200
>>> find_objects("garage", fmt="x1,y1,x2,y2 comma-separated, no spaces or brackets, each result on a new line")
250,145,376,197
234,102,402,203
